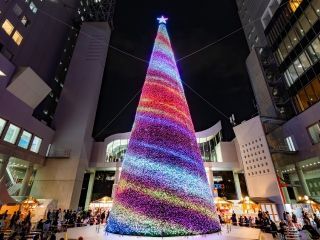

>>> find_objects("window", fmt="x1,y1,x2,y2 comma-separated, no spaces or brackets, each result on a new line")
4,124,20,144
289,0,302,12
21,16,30,27
18,130,32,149
30,136,42,153
294,76,320,112
298,52,311,70
311,37,320,58
304,5,318,26
285,136,296,151
0,118,7,136
311,0,320,16
308,122,320,144
2,19,14,36
12,31,23,45
29,2,38,14
288,64,299,83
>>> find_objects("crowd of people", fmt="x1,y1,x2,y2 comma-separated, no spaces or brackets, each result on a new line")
0,208,110,240
219,209,320,239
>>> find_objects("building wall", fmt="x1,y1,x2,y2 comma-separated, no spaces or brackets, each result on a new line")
31,22,111,209
233,116,283,204
246,49,278,117
0,53,54,157
235,0,270,48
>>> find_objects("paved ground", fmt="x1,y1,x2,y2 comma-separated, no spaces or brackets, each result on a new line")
57,224,269,240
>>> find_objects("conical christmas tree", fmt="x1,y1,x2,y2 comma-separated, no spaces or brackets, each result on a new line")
106,16,221,237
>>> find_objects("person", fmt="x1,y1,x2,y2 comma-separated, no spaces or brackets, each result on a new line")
292,212,297,224
314,214,320,230
78,237,83,240
0,232,4,240
101,211,106,224
231,211,237,225
270,220,278,238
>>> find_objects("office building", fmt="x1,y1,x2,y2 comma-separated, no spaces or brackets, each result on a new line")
237,0,320,205
0,0,115,209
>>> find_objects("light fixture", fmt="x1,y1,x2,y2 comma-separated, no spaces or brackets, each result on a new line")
0,70,6,77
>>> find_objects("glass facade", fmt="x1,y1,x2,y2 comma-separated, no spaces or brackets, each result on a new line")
30,136,42,153
266,0,320,114
92,171,115,200
4,124,20,144
307,121,320,144
18,131,32,149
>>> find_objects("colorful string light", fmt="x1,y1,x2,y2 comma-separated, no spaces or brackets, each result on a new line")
106,18,221,237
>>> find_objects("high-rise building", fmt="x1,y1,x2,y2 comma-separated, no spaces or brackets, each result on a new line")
237,0,320,206
235,0,270,48
0,0,115,209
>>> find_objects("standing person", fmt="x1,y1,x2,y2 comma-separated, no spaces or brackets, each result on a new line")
9,211,16,229
101,211,106,224
46,210,51,221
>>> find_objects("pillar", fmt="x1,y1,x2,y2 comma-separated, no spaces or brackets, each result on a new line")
84,171,96,210
19,164,34,196
295,164,311,196
0,155,10,180
233,172,243,200
112,167,121,199
279,172,291,204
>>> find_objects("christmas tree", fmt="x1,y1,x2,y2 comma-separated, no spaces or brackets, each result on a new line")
106,16,221,237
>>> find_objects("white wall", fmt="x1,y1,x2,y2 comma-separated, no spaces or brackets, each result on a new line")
233,116,283,204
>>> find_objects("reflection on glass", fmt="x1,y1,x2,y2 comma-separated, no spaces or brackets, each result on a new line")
294,76,320,112
18,131,32,149
311,0,320,16
308,122,320,144
30,136,42,153
4,124,20,144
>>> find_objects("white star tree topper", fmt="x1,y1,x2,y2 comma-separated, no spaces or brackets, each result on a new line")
157,16,168,24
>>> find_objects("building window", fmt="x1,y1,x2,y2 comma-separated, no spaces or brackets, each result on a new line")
0,118,7,136
285,136,296,151
18,130,32,149
2,19,14,36
294,76,320,112
12,30,23,45
3,124,20,144
311,0,320,16
289,0,302,13
29,2,38,14
21,16,30,27
308,122,320,144
30,136,42,153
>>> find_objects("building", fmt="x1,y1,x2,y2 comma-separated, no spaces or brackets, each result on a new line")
237,0,320,205
0,0,115,209
79,121,249,210
235,0,270,49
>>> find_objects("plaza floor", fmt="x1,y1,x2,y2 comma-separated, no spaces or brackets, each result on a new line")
56,224,270,240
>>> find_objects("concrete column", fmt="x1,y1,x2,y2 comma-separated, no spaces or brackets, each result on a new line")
84,171,96,210
279,172,291,204
233,172,243,200
112,168,122,199
295,165,311,196
0,155,10,180
19,164,34,196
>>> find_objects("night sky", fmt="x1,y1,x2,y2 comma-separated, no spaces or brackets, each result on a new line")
93,0,257,141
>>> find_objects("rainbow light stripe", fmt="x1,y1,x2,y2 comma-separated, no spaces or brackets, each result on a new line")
106,21,221,237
